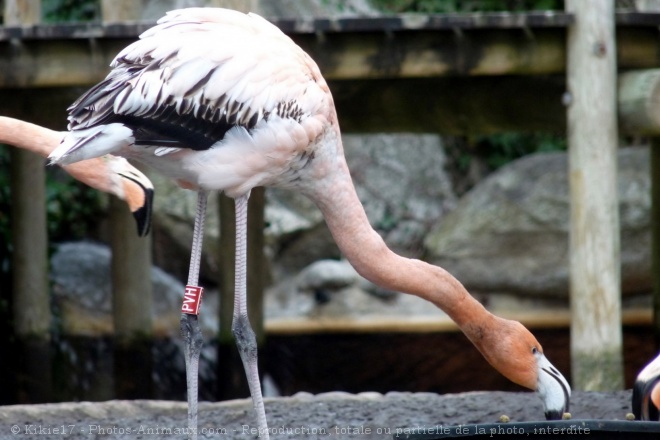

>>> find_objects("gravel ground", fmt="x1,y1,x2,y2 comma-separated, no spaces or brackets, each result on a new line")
0,390,638,439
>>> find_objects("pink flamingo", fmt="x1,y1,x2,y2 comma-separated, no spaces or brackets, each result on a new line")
48,8,570,439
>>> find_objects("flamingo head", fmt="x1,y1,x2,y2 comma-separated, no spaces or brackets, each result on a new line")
111,157,154,237
471,318,571,420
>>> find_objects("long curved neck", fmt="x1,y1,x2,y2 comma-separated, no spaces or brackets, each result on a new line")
310,153,496,340
0,117,62,155
0,116,125,198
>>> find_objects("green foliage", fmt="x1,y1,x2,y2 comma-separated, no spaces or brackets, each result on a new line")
474,132,567,169
42,0,99,23
369,0,564,13
0,145,105,282
45,171,105,240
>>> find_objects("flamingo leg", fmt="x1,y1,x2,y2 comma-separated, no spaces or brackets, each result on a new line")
232,193,269,439
180,189,208,440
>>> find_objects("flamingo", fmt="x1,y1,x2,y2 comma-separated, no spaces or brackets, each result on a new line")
633,353,660,421
0,116,153,236
47,7,571,438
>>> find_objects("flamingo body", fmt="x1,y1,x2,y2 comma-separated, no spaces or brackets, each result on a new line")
48,7,571,434
51,8,332,199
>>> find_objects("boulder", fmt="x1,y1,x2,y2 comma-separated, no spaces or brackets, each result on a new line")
424,146,651,301
50,241,218,337
265,259,444,320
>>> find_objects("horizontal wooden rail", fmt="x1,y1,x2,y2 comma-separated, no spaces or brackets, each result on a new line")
265,308,653,335
1,12,660,89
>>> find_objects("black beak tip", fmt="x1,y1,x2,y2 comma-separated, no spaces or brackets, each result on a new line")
544,410,563,421
132,188,154,237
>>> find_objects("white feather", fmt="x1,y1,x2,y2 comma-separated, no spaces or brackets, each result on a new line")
49,124,134,165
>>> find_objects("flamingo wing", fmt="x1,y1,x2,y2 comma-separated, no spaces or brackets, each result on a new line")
66,8,329,152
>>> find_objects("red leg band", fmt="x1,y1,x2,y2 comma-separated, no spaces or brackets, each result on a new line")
182,285,204,315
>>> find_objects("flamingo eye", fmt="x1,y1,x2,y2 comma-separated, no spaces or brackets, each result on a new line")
532,346,539,355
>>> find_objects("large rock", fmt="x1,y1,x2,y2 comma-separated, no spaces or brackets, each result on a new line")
50,242,218,337
265,259,446,320
424,146,651,301
267,133,456,278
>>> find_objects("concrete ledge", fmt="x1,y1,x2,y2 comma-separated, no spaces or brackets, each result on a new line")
0,391,633,440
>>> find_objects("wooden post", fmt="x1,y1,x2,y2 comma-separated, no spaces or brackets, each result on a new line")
4,0,52,399
10,150,49,342
566,0,623,391
10,148,52,402
109,195,153,398
4,0,41,26
217,188,265,400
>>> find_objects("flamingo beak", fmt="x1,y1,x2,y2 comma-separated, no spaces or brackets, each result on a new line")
632,354,660,421
117,168,154,237
131,185,154,237
536,353,571,420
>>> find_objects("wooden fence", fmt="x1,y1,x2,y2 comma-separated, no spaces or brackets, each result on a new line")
3,0,660,401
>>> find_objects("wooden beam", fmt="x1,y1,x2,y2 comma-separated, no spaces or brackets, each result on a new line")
265,309,653,335
0,39,131,89
566,0,623,391
1,15,660,89
296,27,567,80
